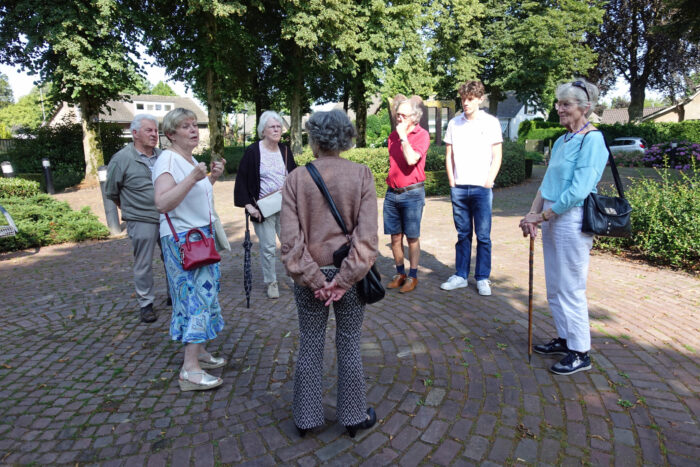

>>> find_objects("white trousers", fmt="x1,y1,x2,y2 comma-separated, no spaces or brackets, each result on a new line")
252,212,281,284
541,201,594,352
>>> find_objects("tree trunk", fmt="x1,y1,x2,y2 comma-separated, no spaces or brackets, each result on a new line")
628,79,646,122
206,69,224,161
488,87,502,116
204,14,223,161
353,70,367,148
289,44,303,155
79,97,104,183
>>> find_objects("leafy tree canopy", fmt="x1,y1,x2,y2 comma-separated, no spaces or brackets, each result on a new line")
0,85,54,132
0,72,13,108
589,0,700,121
0,0,145,179
150,81,178,96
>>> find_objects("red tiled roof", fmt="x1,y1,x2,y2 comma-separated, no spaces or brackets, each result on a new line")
601,107,663,124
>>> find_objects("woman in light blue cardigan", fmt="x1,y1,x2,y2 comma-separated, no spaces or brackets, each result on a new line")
519,78,608,376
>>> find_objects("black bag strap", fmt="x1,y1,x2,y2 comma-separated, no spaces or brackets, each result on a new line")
305,162,350,236
579,130,625,199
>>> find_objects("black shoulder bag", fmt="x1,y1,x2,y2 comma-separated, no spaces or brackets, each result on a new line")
305,163,385,304
580,131,633,237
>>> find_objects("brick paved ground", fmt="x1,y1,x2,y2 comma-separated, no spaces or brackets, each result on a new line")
0,167,698,466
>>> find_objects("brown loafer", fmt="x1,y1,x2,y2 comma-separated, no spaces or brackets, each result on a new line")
399,277,418,293
387,273,406,289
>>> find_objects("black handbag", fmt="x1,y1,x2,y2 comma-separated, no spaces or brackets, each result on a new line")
580,132,633,237
306,163,385,304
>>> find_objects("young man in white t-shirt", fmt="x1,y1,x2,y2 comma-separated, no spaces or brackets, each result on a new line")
441,80,503,295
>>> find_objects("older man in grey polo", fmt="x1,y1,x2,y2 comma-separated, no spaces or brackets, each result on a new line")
105,114,168,323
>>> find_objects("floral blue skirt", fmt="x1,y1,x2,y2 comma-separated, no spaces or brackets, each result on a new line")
161,225,224,343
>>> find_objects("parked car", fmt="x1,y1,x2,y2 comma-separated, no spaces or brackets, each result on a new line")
609,137,647,154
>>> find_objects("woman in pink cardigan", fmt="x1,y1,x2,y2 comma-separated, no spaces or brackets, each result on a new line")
280,109,378,438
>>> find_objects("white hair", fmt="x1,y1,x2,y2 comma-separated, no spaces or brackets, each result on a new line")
556,78,599,117
257,111,285,139
130,114,158,132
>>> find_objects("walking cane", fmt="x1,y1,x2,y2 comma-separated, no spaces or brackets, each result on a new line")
528,235,535,364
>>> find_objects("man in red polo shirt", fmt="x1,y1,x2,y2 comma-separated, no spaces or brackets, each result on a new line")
384,95,430,293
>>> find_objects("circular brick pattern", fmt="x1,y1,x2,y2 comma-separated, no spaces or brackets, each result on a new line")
0,172,698,465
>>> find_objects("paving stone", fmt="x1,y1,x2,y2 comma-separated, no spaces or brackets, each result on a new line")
316,438,353,462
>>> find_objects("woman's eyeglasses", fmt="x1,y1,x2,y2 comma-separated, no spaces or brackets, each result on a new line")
397,113,413,119
555,101,577,111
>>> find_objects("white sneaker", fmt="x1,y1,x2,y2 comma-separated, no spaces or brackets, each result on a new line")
267,281,279,299
477,279,492,296
440,275,468,291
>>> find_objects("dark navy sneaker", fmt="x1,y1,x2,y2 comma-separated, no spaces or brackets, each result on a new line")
533,337,568,356
550,350,591,375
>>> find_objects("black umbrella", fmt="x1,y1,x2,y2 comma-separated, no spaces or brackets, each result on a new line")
243,212,253,308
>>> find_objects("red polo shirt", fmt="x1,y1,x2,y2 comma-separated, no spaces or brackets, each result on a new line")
386,124,430,189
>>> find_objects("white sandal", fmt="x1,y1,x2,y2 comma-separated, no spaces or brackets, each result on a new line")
179,369,223,391
198,353,226,369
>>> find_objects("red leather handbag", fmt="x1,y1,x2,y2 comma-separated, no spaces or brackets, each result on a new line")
166,215,221,271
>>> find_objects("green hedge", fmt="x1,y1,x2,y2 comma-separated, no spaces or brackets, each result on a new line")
0,194,109,252
295,142,527,196
0,178,41,198
518,120,700,146
594,165,700,273
197,146,245,174
4,122,126,191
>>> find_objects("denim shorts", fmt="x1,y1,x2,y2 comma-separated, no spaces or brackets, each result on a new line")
383,186,425,238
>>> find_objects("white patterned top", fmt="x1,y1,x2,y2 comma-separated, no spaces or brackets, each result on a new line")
258,141,286,198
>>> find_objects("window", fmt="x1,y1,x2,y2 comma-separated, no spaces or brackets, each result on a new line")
155,104,162,111
147,104,154,110
136,103,144,110
164,105,172,111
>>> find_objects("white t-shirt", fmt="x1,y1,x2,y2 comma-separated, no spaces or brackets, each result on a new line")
444,110,503,186
152,150,214,238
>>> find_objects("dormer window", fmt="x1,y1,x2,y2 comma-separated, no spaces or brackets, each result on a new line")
134,101,175,116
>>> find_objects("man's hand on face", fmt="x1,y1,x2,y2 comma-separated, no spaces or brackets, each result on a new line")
396,120,409,139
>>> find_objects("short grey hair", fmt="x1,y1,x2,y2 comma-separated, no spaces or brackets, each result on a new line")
130,114,158,132
305,109,357,152
257,110,285,139
392,94,424,123
162,108,197,139
556,78,599,117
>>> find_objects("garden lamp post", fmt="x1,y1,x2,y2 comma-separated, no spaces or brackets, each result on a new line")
1,161,14,178
98,165,122,235
42,158,55,194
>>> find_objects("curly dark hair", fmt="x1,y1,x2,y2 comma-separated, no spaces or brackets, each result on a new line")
458,80,486,100
305,109,357,152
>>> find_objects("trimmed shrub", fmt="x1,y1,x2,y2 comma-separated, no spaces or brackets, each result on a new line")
519,119,700,147
0,178,40,198
295,142,527,194
494,141,526,188
594,164,700,273
0,194,109,252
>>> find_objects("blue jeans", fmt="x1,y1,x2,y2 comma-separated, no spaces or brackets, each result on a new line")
451,185,492,280
383,186,425,238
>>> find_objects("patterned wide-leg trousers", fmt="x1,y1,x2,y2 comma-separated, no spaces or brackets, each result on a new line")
292,268,368,429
